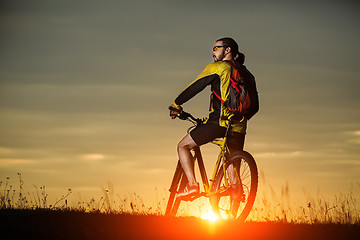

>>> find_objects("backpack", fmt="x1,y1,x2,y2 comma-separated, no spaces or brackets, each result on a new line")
212,60,259,120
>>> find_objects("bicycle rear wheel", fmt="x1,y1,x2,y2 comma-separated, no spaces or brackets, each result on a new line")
210,151,258,222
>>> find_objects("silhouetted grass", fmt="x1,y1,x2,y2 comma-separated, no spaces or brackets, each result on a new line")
0,173,72,210
0,175,164,215
1,174,359,224
1,174,360,240
248,173,360,224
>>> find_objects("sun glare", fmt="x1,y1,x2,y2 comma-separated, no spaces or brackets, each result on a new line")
200,211,219,222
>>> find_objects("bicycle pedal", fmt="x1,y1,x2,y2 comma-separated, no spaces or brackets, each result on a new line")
176,192,201,202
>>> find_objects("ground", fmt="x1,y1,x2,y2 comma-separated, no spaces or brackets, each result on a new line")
0,210,359,240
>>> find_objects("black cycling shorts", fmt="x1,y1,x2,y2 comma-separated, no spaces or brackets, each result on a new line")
190,123,245,151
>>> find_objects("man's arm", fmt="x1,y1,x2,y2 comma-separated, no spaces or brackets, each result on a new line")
169,74,217,119
174,74,218,106
169,63,220,118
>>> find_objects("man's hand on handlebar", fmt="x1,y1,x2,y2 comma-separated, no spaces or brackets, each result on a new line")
169,104,183,119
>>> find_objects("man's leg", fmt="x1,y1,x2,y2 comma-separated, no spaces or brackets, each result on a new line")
227,133,246,206
227,164,239,185
177,133,198,186
227,132,245,185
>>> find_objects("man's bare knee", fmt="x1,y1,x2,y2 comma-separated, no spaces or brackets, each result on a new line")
177,134,197,151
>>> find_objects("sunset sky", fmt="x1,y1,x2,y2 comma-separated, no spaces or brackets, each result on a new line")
1,0,359,210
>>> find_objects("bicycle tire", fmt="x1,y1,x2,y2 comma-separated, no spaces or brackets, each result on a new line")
210,151,258,222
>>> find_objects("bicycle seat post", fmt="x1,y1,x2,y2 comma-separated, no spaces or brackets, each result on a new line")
224,119,233,139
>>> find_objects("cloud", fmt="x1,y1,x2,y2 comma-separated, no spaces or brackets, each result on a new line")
254,151,303,159
81,153,105,161
344,130,360,145
0,158,39,166
0,147,16,155
350,131,360,136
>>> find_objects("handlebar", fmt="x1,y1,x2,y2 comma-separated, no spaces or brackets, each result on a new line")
168,106,204,126
169,106,241,138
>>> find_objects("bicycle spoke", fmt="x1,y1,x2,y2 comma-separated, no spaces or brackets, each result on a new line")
210,151,258,221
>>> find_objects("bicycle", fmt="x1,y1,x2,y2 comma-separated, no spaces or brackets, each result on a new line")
165,107,258,221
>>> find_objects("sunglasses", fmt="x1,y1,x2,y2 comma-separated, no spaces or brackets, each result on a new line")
212,46,226,51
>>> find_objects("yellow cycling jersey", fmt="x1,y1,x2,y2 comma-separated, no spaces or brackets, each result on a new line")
174,61,248,134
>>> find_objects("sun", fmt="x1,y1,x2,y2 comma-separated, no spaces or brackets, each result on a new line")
200,211,220,222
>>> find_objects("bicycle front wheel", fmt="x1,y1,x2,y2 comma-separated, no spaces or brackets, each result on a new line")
210,151,258,222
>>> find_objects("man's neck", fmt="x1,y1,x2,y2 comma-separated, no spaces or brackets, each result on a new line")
223,55,233,61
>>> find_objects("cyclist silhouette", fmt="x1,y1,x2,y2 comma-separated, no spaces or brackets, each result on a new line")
169,37,259,198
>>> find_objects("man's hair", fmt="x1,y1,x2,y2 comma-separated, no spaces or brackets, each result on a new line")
217,37,245,65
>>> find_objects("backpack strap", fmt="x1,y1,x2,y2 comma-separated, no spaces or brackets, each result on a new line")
212,89,225,103
210,60,238,107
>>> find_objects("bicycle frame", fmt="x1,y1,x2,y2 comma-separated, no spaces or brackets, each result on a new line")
180,120,240,201
166,107,257,220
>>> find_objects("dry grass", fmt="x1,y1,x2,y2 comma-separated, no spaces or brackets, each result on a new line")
0,174,164,215
1,174,359,224
0,173,72,210
248,172,360,224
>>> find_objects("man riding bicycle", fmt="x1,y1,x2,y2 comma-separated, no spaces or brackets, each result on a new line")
169,37,259,199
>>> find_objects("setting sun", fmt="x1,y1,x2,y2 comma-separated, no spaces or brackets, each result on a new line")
0,1,359,239
200,211,220,222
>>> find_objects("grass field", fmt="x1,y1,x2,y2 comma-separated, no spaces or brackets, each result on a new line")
0,209,359,240
1,174,359,239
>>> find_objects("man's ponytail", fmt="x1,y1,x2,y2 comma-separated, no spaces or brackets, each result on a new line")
235,51,245,65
